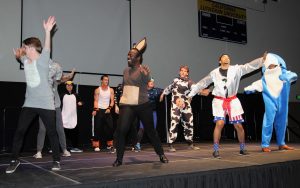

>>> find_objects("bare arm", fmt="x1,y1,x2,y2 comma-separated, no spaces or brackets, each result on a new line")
43,16,56,52
92,88,99,116
109,88,115,107
105,88,115,114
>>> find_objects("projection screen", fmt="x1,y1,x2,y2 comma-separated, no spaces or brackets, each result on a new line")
22,0,130,83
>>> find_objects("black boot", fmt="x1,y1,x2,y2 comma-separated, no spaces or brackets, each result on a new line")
159,154,169,163
112,159,122,167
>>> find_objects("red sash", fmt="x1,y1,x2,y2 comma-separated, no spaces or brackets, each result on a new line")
214,95,237,112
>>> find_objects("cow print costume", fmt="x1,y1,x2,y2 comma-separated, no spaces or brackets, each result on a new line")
162,77,194,144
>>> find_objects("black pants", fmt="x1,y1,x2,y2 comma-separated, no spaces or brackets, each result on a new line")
115,102,164,162
94,109,114,149
113,116,138,149
64,126,79,149
11,107,60,161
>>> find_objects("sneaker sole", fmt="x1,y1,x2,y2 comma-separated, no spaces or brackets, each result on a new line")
51,168,61,171
6,162,20,174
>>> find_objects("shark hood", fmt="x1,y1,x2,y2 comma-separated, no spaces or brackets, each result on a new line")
263,53,287,74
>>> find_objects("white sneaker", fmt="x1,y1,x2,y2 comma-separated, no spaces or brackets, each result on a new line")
94,147,100,152
33,152,42,159
188,144,200,150
168,144,176,152
62,150,71,157
70,148,83,153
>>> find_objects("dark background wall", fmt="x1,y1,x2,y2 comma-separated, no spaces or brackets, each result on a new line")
1,81,299,153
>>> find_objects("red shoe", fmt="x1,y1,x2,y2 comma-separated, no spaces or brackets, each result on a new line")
279,145,294,150
262,147,271,152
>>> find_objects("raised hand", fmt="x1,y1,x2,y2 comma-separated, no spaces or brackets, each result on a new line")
175,98,185,109
71,68,76,74
159,93,165,102
69,68,76,78
13,48,26,59
105,108,111,114
43,16,56,33
262,51,268,62
60,68,76,83
43,16,56,51
140,65,150,75
115,105,119,114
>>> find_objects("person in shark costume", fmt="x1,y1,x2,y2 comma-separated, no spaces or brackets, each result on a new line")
244,53,297,152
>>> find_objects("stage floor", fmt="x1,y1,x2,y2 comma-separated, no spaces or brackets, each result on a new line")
1,142,300,188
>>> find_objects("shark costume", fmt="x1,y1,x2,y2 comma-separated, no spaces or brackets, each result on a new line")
244,53,297,151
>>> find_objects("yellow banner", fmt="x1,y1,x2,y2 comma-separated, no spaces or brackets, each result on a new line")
198,0,246,20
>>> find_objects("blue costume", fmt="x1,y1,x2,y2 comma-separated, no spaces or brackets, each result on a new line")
139,87,163,129
245,53,297,149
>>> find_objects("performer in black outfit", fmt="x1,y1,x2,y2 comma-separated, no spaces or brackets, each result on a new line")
113,38,168,166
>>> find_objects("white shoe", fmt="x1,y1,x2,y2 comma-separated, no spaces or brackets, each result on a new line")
94,147,100,152
33,152,42,159
168,144,176,152
70,148,83,153
62,150,71,157
188,144,200,150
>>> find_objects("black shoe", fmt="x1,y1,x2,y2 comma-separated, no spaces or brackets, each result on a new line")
112,159,122,167
159,155,169,163
51,161,61,171
6,160,20,174
239,150,249,155
212,151,221,159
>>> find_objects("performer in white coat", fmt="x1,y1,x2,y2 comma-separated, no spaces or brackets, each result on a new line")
188,53,266,158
